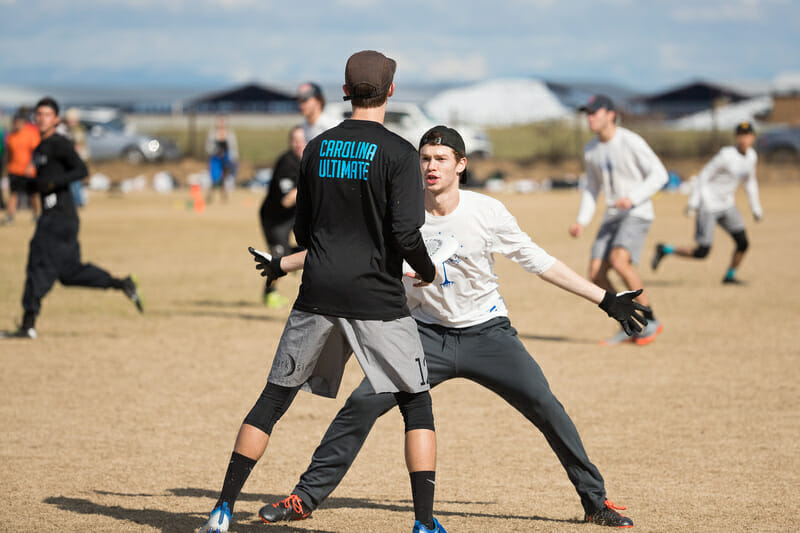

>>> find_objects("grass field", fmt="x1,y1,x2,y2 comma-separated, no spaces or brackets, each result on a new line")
1,183,799,532
150,120,730,167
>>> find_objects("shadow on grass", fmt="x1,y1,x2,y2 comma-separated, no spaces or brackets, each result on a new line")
43,495,335,533
517,332,596,344
149,308,283,322
185,299,266,309
168,487,578,524
46,488,579,529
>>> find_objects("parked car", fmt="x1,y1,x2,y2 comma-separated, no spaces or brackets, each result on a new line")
77,107,181,163
323,101,493,158
755,126,800,163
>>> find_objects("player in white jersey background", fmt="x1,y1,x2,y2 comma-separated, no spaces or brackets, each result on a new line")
569,95,668,346
651,122,763,284
255,126,646,528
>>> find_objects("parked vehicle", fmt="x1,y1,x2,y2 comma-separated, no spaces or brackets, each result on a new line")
323,101,493,158
78,107,181,163
755,126,800,163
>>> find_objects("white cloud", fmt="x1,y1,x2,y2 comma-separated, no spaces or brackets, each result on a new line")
668,0,790,22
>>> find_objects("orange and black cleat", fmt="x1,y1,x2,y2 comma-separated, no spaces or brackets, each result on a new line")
259,494,312,523
584,499,634,528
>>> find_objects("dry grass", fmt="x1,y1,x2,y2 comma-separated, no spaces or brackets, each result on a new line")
1,182,799,532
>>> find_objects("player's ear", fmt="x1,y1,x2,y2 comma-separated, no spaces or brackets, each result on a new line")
456,157,467,174
387,83,395,98
342,85,350,98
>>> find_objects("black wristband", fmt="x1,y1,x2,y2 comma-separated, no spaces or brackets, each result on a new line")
599,290,615,313
270,256,287,278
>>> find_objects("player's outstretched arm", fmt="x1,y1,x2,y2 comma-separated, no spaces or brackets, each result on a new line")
538,260,649,335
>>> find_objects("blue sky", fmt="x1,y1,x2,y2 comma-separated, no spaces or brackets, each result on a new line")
1,0,798,93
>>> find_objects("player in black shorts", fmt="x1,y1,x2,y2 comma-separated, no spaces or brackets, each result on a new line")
1,98,143,340
258,125,306,307
198,51,444,533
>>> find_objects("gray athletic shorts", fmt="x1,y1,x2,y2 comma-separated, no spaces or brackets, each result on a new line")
267,309,429,398
591,214,652,265
695,207,745,247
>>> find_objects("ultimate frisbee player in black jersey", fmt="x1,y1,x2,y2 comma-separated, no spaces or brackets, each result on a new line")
198,51,445,533
2,98,142,339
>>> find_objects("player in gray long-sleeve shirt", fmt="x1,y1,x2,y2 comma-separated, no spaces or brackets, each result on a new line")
569,95,668,346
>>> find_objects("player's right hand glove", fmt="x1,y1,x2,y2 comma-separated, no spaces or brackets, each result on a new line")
599,289,649,336
754,212,763,222
248,247,287,286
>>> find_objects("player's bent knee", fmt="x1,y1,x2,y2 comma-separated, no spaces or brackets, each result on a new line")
394,390,435,432
243,382,299,435
732,231,749,252
693,245,711,258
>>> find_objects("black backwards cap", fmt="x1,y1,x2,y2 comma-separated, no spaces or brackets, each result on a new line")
419,125,468,184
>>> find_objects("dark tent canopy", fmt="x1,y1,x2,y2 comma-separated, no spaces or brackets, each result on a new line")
187,83,297,113
636,81,748,118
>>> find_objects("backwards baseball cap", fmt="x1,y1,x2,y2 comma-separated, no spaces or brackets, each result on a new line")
420,125,468,183
579,94,615,113
735,121,755,135
296,82,323,102
419,125,466,155
343,50,396,101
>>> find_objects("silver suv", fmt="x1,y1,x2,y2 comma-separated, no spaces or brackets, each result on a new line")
78,107,180,163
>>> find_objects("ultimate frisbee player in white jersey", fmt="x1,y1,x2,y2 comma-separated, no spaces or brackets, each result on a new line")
256,126,646,528
569,95,668,346
651,122,763,284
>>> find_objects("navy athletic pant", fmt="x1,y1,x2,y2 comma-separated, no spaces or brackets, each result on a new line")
292,317,608,515
22,215,114,315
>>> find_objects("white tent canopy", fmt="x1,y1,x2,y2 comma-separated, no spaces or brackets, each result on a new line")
669,96,773,131
425,78,571,127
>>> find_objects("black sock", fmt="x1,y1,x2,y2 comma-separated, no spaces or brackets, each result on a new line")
22,311,36,330
643,308,655,321
214,451,257,513
110,277,126,290
410,471,435,529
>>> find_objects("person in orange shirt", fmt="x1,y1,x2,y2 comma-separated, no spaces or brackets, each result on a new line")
4,109,41,224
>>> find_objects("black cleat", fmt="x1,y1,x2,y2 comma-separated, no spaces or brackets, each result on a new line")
651,243,666,271
259,494,311,523
722,277,746,285
585,500,634,528
1,327,37,339
122,275,144,313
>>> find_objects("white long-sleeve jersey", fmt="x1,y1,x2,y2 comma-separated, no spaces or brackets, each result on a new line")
405,190,556,329
576,127,669,225
687,146,762,218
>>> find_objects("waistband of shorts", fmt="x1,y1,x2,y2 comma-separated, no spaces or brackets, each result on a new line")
415,316,510,337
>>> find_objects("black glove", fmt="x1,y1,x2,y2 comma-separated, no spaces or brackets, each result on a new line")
248,247,287,285
599,289,649,336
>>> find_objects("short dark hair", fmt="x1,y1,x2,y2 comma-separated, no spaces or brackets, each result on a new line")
348,86,389,109
36,96,60,116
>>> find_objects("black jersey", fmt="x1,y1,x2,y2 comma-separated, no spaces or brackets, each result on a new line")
32,133,87,219
293,119,435,320
261,149,301,224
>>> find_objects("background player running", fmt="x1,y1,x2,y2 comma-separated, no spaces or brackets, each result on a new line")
198,51,445,533
569,94,668,346
257,126,643,528
651,122,763,284
2,98,142,339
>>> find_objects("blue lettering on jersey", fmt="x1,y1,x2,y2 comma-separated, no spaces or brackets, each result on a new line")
318,140,378,181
